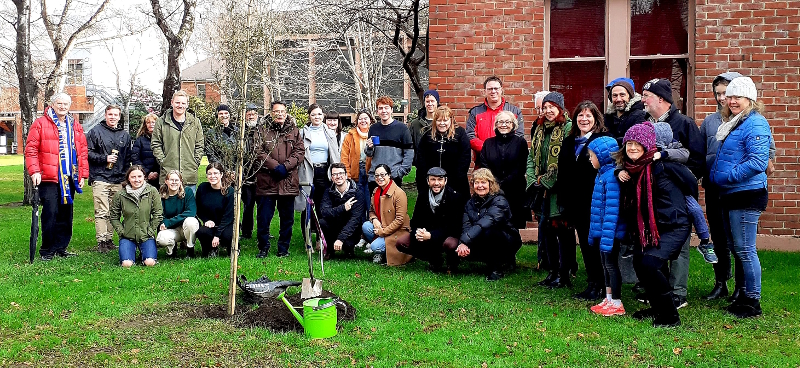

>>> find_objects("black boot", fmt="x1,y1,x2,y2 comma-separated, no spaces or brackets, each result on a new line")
652,292,681,328
186,247,196,258
574,283,602,300
728,287,743,303
727,296,762,318
704,282,729,300
546,273,572,288
538,271,557,286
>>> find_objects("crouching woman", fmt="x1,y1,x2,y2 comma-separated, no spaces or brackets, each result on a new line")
457,168,522,281
110,165,163,267
156,170,200,258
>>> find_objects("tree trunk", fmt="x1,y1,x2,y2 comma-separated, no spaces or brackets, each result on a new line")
160,42,184,112
14,0,39,205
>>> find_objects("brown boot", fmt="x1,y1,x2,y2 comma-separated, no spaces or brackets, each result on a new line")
97,240,109,253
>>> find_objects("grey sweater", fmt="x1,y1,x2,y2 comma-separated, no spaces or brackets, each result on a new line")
365,119,414,182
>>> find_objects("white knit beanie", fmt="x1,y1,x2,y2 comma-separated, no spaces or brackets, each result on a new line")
725,76,758,101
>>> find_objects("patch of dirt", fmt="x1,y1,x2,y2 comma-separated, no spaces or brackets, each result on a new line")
191,290,357,333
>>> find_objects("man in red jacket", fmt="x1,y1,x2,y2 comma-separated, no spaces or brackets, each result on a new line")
25,92,89,261
465,76,525,166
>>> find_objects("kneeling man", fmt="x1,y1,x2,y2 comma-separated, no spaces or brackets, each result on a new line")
396,167,463,271
319,163,365,259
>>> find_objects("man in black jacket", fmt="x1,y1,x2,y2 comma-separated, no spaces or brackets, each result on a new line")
318,163,365,259
396,167,463,271
87,105,132,253
640,78,706,310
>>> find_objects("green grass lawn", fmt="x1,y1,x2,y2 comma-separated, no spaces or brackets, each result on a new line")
0,163,798,367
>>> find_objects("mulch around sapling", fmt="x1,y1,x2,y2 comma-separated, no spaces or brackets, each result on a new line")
191,290,356,333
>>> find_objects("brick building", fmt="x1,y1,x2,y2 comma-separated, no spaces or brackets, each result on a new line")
180,58,224,104
429,0,800,241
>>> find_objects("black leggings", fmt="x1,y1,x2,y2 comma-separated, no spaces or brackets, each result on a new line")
542,219,576,277
600,242,622,299
196,225,233,256
633,253,678,318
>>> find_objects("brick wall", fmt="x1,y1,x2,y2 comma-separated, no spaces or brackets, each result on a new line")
431,0,800,238
428,0,544,125
695,0,800,235
180,81,222,104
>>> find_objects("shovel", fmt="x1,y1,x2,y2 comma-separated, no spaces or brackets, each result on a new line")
301,185,323,299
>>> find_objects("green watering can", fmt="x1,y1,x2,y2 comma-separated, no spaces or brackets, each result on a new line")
277,290,338,339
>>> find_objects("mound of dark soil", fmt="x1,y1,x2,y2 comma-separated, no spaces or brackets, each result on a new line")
191,290,356,333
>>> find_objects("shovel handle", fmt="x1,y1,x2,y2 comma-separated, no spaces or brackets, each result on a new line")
313,297,339,311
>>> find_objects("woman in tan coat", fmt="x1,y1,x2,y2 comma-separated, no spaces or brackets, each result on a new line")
361,164,411,265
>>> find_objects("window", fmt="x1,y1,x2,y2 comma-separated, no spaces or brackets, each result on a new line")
197,84,206,99
67,59,83,85
546,0,693,115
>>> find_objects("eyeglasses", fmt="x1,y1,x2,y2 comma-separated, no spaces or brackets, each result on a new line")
331,172,346,177
375,172,389,178
496,120,515,126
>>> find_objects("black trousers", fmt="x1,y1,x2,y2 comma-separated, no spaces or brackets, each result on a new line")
575,217,603,286
463,228,522,271
318,216,361,254
396,232,460,266
633,253,679,319
196,225,233,256
240,183,257,236
705,185,734,283
542,218,576,277
38,182,75,256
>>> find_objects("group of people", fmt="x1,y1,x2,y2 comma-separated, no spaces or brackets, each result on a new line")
25,71,772,326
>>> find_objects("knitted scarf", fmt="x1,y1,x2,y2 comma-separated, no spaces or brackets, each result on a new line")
47,107,82,204
623,149,660,249
356,125,368,162
530,119,567,188
372,179,393,222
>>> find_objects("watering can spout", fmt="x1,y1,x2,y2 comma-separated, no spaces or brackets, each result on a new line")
278,291,304,328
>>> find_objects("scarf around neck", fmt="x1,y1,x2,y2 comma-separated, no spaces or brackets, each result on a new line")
126,184,147,204
428,188,445,213
373,179,393,222
715,111,745,142
531,118,568,189
47,107,82,204
624,149,660,249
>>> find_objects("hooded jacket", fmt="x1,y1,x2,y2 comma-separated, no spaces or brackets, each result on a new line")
25,108,89,183
587,137,626,253
151,109,205,185
699,71,743,187
604,93,648,144
710,110,772,195
254,115,304,197
110,184,163,244
86,120,132,185
319,179,364,243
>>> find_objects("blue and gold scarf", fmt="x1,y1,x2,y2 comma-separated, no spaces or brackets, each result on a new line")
46,107,82,204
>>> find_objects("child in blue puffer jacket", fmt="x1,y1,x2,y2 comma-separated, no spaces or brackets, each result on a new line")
587,136,626,316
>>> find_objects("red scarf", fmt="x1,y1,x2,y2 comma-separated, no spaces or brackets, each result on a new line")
624,149,660,250
373,180,393,222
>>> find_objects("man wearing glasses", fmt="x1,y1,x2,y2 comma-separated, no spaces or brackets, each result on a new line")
318,163,365,260
466,76,525,166
253,101,305,258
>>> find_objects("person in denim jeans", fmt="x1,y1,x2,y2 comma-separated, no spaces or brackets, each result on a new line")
361,164,411,265
709,76,772,318
110,166,163,267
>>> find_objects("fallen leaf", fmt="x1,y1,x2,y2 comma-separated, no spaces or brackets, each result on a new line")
73,279,82,282
131,349,140,354
545,349,552,353
723,324,733,329
11,302,19,308
354,272,361,278
673,347,682,355
481,363,487,368
577,333,584,338
180,279,189,283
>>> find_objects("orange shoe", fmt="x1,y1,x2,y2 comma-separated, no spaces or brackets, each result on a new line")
590,299,609,313
599,303,626,316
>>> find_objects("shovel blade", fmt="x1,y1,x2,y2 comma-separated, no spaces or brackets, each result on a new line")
301,278,323,298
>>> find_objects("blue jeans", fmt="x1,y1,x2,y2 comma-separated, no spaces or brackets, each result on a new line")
361,221,386,253
358,162,370,221
119,238,157,263
257,195,295,254
723,208,762,299
685,196,710,240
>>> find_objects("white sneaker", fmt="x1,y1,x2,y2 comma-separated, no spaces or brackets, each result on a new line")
373,253,383,264
355,239,367,248
363,246,373,254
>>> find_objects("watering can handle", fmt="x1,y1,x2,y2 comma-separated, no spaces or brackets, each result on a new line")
312,297,340,311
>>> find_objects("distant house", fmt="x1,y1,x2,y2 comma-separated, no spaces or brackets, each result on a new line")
180,58,224,104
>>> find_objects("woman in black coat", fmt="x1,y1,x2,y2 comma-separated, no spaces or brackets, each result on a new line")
478,110,530,229
416,106,471,197
557,101,611,300
132,113,160,188
457,168,522,281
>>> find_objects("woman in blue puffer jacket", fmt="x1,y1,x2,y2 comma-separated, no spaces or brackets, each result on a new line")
709,76,772,319
587,136,626,316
